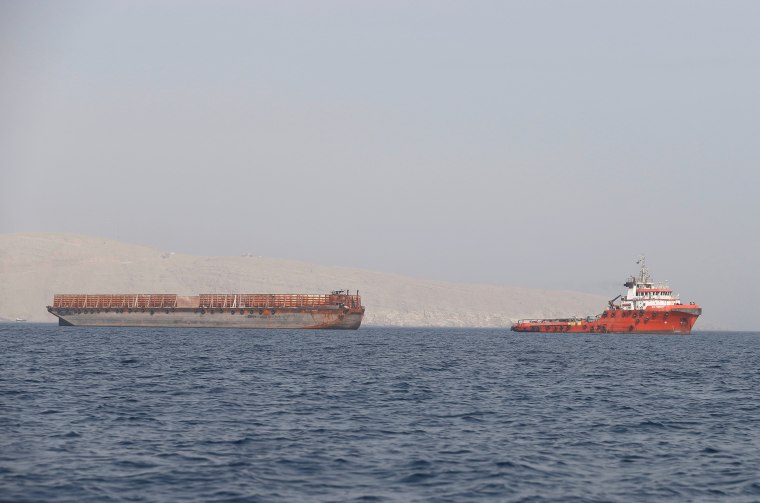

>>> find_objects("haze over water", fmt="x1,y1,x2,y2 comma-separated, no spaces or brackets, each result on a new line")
2,324,760,501
2,2,760,329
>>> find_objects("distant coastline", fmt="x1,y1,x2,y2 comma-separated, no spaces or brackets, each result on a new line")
0,233,606,327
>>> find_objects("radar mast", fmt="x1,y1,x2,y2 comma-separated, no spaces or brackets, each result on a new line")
636,254,651,285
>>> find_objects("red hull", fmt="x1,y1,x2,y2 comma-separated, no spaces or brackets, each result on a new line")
512,304,702,334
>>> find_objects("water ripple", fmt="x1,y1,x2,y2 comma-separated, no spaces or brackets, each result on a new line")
1,326,759,502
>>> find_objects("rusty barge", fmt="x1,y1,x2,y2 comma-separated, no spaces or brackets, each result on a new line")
47,291,365,329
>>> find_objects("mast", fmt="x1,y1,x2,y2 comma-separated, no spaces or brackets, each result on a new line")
636,254,650,285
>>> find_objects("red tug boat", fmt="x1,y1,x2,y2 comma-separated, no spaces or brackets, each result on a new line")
511,256,702,334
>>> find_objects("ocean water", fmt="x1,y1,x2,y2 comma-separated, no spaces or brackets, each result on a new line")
1,325,759,502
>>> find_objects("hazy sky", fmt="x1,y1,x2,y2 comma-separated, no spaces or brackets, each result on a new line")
2,1,759,329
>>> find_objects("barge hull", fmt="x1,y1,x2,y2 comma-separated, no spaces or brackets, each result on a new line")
48,292,365,330
49,307,363,329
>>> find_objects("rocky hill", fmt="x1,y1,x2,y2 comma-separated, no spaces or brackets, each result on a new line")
0,233,606,326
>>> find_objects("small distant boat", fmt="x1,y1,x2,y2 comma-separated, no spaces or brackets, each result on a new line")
15,317,26,322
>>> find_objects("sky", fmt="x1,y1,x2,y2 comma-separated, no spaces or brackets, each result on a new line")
1,1,759,329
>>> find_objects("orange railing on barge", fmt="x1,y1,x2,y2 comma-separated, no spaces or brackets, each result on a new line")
52,293,362,310
52,294,178,309
198,293,362,309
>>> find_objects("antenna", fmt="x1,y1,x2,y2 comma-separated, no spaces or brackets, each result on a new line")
636,254,650,284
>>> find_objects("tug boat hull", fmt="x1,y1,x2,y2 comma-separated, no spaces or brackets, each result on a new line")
511,257,701,334
511,305,701,334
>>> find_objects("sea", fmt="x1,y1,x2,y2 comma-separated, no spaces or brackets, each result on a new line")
1,325,759,502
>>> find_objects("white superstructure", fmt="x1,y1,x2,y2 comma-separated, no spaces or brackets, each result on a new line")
618,255,681,311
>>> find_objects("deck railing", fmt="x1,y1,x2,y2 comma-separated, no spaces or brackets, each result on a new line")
515,316,598,324
198,293,362,309
52,294,178,309
52,293,362,309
